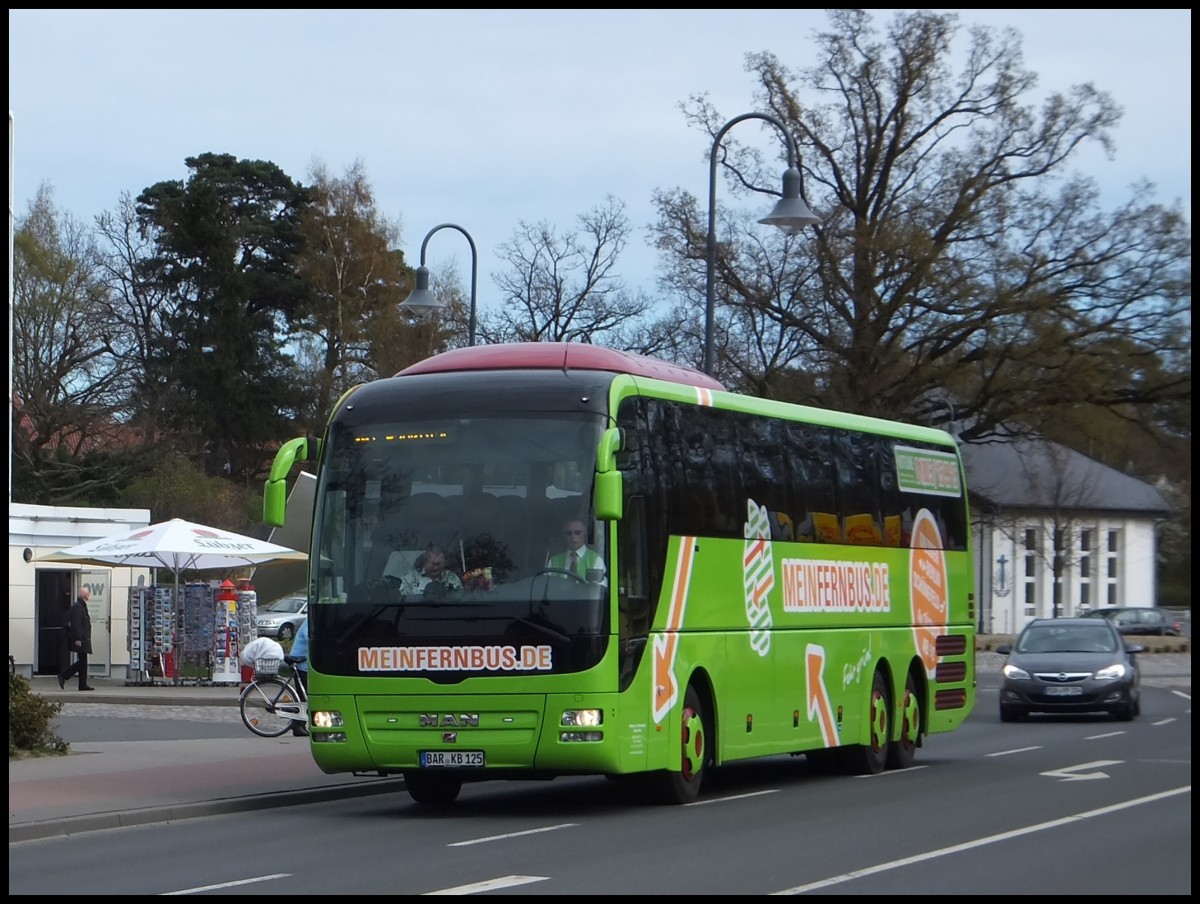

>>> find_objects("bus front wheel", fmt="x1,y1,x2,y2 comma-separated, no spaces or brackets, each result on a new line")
646,683,708,804
403,771,462,806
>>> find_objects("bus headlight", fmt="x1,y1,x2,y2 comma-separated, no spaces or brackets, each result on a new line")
561,708,603,727
312,710,344,728
560,709,602,742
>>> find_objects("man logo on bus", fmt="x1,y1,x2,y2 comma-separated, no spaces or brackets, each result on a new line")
743,498,774,655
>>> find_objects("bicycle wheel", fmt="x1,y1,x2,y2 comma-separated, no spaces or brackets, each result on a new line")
239,677,298,737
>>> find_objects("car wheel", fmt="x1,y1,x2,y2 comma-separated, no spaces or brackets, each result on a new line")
278,623,295,642
1113,700,1137,722
999,704,1023,723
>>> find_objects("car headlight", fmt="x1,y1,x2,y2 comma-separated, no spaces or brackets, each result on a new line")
1002,664,1031,680
1095,663,1129,680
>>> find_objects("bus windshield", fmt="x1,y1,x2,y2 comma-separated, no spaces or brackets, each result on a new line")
310,374,613,678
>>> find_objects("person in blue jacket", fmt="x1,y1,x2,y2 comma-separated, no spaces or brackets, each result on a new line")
288,617,309,737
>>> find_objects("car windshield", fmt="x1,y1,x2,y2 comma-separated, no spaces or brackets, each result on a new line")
1017,626,1119,654
264,597,305,614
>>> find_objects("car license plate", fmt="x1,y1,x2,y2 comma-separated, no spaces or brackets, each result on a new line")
1045,685,1083,696
420,750,484,767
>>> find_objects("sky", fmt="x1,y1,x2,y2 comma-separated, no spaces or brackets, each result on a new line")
8,9,1192,310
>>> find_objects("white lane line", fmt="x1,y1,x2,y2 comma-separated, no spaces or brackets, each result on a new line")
449,823,577,846
769,785,1191,895
423,875,549,895
162,873,291,894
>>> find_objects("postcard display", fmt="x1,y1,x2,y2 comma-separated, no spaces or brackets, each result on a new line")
126,581,258,685
127,585,176,685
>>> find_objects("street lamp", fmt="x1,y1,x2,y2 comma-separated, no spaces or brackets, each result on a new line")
703,112,820,376
400,222,479,346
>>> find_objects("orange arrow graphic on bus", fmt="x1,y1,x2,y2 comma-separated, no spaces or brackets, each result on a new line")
653,537,696,723
806,644,839,746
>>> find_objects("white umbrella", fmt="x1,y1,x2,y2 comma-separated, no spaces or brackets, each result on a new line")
36,518,308,680
34,517,307,573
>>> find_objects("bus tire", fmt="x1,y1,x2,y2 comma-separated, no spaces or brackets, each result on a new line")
839,669,889,775
646,683,708,804
886,671,922,769
403,771,463,806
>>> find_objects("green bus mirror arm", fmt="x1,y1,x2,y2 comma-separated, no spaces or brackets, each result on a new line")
263,436,312,527
596,426,622,474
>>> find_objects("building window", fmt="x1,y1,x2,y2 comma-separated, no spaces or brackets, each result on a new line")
1023,525,1040,618
1103,528,1121,607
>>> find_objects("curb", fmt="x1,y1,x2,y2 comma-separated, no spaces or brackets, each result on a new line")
9,776,407,844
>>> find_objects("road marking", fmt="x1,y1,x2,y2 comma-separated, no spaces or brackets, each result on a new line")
1041,759,1121,781
449,823,577,846
163,873,290,894
770,785,1190,894
423,876,548,894
688,789,778,805
987,746,1042,756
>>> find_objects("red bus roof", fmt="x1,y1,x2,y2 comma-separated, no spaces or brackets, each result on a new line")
396,342,724,390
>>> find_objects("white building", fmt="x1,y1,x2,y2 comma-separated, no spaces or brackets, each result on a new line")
962,435,1171,635
9,502,151,680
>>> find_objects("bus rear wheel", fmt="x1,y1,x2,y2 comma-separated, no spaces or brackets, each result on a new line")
886,672,922,769
839,669,889,775
645,683,708,804
403,771,462,806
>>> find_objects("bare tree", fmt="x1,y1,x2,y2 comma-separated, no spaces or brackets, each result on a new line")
481,196,657,346
651,9,1190,443
12,184,140,502
1012,440,1106,619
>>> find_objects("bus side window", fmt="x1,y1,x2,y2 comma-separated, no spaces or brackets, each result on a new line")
617,495,651,693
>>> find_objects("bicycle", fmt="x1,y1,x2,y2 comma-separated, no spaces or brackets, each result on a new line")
239,654,308,737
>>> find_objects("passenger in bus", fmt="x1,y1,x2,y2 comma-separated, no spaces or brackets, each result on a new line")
397,544,463,597
546,518,607,585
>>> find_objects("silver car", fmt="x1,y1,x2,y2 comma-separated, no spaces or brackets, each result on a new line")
255,595,307,641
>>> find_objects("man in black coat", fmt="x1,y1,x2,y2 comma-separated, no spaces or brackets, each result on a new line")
57,586,96,691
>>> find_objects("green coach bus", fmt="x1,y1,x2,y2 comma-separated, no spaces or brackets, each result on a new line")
264,342,975,806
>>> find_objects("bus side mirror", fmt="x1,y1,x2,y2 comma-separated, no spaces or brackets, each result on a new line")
594,426,624,521
594,471,623,521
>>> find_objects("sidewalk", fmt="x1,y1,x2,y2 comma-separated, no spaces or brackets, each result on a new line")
11,654,1190,844
10,676,405,843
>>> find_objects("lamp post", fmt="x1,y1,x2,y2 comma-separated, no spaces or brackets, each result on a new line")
400,222,479,346
703,112,819,376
